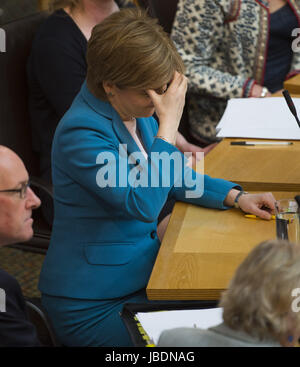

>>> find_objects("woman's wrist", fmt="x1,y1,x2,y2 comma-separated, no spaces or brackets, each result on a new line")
156,127,177,145
224,188,242,207
155,135,175,145
250,84,270,98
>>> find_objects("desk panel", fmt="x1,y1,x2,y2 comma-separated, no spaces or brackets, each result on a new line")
284,74,300,94
204,139,300,191
147,191,299,300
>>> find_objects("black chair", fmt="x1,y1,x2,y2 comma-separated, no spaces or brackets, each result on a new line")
25,297,60,347
137,0,179,34
121,301,219,347
0,12,52,254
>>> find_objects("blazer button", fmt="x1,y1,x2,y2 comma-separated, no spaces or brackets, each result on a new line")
150,231,156,239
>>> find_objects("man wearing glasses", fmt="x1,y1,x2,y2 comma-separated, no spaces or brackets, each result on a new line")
0,145,41,346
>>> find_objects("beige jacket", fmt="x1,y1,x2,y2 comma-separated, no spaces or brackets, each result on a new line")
171,0,300,142
157,322,281,347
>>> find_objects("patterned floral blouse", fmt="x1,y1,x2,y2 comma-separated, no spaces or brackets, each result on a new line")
171,0,300,143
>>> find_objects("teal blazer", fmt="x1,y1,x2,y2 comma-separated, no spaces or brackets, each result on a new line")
38,81,239,300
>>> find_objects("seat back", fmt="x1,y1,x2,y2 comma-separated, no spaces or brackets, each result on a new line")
0,12,48,175
25,298,60,347
138,0,179,34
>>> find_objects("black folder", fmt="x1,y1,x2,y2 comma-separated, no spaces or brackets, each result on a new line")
121,301,218,347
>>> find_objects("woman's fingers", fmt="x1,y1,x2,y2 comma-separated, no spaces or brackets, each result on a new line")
239,192,277,219
148,71,187,98
146,88,158,102
167,71,182,90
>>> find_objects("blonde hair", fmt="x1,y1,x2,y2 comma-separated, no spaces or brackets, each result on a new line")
86,8,185,100
47,0,80,12
220,240,300,342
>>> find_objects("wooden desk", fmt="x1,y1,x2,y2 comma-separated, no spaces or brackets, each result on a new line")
147,191,299,300
204,138,300,191
284,74,300,94
147,90,300,300
272,91,300,97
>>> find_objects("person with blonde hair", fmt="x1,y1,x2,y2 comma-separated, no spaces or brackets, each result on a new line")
27,0,130,225
38,8,276,347
158,239,300,347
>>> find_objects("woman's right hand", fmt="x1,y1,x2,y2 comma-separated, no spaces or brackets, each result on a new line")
250,84,272,98
147,71,188,145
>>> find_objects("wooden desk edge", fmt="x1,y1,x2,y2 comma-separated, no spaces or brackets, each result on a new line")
147,289,224,301
146,192,300,301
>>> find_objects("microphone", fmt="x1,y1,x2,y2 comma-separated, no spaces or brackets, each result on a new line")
295,195,300,211
282,89,300,128
295,195,300,217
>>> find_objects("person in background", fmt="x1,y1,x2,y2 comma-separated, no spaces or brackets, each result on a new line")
171,0,300,145
27,0,130,225
0,146,41,347
158,239,300,347
27,0,206,225
38,8,277,347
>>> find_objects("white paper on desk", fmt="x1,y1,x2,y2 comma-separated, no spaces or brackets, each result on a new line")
216,97,300,139
136,307,223,345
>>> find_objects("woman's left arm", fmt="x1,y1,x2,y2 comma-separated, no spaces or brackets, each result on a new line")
224,189,276,219
170,168,276,219
170,170,241,210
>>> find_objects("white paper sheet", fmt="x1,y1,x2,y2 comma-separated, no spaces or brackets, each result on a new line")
216,97,300,139
136,307,223,345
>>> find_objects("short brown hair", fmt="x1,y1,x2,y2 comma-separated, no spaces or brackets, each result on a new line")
220,240,300,342
86,8,185,101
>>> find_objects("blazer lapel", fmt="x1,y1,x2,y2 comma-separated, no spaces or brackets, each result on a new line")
137,117,155,154
81,80,152,161
110,108,142,160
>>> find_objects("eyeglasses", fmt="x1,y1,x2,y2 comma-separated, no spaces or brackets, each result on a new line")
0,180,30,199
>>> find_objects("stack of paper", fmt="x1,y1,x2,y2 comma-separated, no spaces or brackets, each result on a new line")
136,307,223,345
216,97,300,139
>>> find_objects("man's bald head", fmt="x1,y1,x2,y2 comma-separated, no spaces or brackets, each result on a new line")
0,146,41,246
0,146,27,190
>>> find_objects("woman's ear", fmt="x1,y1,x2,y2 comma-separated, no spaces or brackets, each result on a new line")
102,81,115,97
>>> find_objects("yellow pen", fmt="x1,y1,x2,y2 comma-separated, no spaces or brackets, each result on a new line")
245,214,276,220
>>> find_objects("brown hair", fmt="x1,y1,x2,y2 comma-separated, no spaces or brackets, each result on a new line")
47,0,80,12
86,7,185,100
220,240,300,342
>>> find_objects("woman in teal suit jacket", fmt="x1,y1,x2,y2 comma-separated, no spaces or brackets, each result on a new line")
39,8,276,347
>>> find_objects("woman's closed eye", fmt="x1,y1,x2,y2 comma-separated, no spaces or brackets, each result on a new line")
155,86,168,95
144,86,167,96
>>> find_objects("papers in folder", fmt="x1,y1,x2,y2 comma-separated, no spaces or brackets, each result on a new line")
216,97,300,139
136,307,222,345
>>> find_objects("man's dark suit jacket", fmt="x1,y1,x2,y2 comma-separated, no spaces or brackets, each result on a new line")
0,268,40,347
